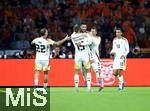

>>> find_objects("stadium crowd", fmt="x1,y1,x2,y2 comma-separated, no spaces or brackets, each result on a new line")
0,0,150,58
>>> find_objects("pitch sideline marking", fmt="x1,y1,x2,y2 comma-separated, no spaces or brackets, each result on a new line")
0,89,16,95
0,89,7,94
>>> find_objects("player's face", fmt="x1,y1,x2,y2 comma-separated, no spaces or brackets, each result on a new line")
116,30,122,38
45,30,48,37
91,29,97,36
80,25,87,32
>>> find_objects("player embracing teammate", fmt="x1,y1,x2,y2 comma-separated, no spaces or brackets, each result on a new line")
71,24,92,93
71,24,104,93
72,25,129,93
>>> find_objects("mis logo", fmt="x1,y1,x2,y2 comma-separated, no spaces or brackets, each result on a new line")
6,88,48,107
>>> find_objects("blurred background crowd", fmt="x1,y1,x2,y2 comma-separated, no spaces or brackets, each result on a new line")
0,0,149,58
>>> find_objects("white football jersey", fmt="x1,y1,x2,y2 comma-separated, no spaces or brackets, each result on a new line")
91,36,101,57
111,37,129,57
32,37,54,60
71,33,92,54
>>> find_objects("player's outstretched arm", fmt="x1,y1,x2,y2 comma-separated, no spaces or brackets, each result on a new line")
54,35,70,46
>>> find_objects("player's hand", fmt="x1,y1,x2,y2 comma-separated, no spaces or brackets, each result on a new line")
110,55,114,59
76,42,81,47
64,35,71,41
89,58,94,63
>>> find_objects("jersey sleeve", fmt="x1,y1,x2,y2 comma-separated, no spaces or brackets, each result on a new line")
31,39,36,44
110,39,116,54
124,39,130,56
80,36,92,46
47,39,55,45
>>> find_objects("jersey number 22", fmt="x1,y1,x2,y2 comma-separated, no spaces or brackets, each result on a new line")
36,44,46,53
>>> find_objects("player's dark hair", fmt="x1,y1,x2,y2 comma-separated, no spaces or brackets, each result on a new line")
40,28,47,36
115,27,124,33
73,24,80,33
81,21,86,25
91,26,97,30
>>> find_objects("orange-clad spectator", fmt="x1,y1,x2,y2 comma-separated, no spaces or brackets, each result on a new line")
49,23,56,33
55,30,62,40
114,6,122,20
96,1,105,14
109,1,117,10
87,4,95,17
124,26,136,45
80,12,88,21
1,26,10,47
4,5,14,18
121,1,130,15
122,20,131,29
24,5,39,21
80,5,88,20
136,3,148,16
128,6,134,16
74,3,81,15
110,17,116,27
102,4,112,18
42,6,53,20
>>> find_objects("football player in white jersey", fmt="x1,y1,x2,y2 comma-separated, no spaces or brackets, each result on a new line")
31,28,70,93
71,24,92,92
80,23,89,85
89,27,104,92
110,28,129,90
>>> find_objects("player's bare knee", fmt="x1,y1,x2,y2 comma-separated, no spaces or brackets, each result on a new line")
75,69,80,74
86,68,91,73
44,71,49,75
113,70,118,77
117,69,122,76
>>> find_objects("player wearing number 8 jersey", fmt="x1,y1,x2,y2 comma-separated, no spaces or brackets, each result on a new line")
110,28,129,91
31,28,70,93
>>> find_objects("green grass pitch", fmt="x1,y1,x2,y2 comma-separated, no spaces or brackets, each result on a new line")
0,87,150,111
50,87,150,111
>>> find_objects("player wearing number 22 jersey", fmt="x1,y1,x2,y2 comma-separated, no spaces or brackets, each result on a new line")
32,37,54,61
31,28,70,93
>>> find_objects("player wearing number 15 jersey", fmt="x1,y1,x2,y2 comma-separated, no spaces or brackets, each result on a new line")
31,28,70,93
71,24,92,92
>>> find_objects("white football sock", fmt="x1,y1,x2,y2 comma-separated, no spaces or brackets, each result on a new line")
74,74,79,88
99,74,104,87
118,75,124,83
117,75,124,88
34,78,38,86
94,69,100,78
44,83,48,88
86,73,91,90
